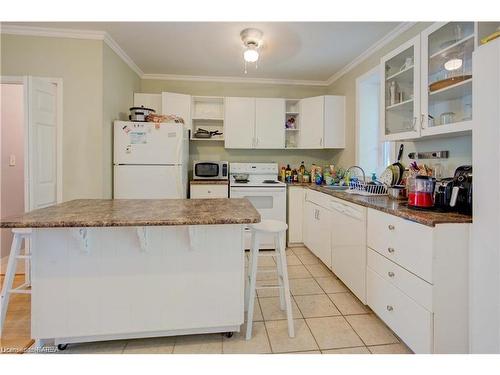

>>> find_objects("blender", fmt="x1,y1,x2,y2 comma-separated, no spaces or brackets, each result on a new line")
408,175,436,209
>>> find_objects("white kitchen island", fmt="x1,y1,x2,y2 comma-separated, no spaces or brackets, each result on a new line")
0,198,260,349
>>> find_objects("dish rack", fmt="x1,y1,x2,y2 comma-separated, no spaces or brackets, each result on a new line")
344,166,388,196
346,181,388,196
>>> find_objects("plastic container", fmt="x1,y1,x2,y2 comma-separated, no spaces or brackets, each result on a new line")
408,175,436,208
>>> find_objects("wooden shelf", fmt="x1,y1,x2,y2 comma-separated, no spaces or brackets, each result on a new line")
429,78,472,101
386,98,413,110
192,117,224,121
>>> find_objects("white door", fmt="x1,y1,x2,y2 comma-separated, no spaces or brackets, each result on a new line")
299,96,324,149
255,98,285,149
323,96,346,148
114,121,184,165
162,92,191,129
28,77,59,209
224,97,255,148
114,165,185,199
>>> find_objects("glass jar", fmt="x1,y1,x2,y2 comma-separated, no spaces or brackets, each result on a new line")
408,175,436,208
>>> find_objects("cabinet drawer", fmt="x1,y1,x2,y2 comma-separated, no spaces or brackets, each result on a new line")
305,188,330,208
367,209,434,283
190,184,228,199
367,248,432,311
367,267,433,354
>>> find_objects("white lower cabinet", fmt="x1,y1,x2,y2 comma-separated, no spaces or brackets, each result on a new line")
190,184,228,199
367,267,433,354
366,208,470,354
301,189,470,353
303,200,331,269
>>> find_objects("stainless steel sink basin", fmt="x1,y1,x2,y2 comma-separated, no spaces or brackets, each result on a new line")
321,185,349,191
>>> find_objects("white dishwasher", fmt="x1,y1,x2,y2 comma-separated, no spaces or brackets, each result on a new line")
330,197,367,303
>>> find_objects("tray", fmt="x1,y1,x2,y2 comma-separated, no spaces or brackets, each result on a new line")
429,75,472,92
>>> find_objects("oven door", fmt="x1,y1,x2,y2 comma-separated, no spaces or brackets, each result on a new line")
194,162,221,179
230,187,286,249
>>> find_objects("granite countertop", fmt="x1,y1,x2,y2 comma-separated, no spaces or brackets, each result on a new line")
190,180,229,185
0,199,260,228
295,183,472,227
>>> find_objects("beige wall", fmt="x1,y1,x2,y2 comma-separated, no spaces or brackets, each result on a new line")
141,78,338,170
102,44,141,198
1,34,140,200
327,22,472,175
1,34,104,200
0,84,24,259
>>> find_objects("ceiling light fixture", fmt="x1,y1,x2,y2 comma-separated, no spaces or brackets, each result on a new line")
444,58,463,71
240,28,263,74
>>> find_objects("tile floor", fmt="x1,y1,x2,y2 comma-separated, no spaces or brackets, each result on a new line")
2,246,413,354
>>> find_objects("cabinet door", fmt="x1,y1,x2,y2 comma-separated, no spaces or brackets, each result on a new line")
224,97,255,148
298,96,324,149
134,93,162,113
162,92,191,129
420,22,475,137
255,98,285,149
288,186,305,245
380,36,421,141
303,201,331,269
323,96,346,148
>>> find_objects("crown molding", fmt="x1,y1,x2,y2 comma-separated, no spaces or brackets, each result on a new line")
325,22,416,86
1,22,417,87
141,73,328,86
0,24,143,77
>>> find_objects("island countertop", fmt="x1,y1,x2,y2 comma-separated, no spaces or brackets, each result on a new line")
0,198,261,228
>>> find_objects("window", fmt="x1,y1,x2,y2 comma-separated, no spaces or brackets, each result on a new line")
356,67,393,179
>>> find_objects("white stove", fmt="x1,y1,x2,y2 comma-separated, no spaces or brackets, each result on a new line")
229,163,286,249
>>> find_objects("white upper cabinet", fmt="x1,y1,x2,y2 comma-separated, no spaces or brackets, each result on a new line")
298,95,345,149
162,92,191,129
381,22,478,141
255,98,285,149
420,22,475,137
380,35,421,141
224,97,255,148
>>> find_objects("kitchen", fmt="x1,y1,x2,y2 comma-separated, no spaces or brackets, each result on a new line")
1,7,500,370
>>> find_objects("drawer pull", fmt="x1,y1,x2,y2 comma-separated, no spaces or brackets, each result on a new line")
388,224,395,230
388,247,395,254
388,271,395,277
386,305,394,312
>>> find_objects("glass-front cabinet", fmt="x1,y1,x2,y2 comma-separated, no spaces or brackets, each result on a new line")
380,22,479,141
380,36,421,141
421,22,475,136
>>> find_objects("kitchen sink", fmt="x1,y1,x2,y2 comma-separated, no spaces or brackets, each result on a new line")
321,185,349,191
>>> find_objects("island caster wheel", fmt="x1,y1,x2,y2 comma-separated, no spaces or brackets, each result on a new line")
224,332,234,338
57,344,68,351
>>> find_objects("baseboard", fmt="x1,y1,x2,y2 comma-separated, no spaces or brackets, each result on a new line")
0,254,26,275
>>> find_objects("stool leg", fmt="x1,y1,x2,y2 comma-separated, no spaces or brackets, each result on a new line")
277,231,295,338
274,234,285,310
0,233,23,336
246,231,260,340
24,237,31,287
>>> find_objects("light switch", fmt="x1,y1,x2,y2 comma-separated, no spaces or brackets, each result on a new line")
9,154,16,166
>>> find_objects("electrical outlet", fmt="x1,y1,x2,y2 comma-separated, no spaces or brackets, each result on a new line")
9,154,16,166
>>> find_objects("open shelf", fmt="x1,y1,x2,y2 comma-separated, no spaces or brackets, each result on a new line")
386,98,414,110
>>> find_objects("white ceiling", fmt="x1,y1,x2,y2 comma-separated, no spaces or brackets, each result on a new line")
5,22,401,82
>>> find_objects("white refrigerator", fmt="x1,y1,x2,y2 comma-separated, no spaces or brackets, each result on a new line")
113,121,189,199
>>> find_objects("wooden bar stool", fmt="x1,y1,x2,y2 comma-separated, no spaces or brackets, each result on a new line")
0,228,32,336
245,219,294,340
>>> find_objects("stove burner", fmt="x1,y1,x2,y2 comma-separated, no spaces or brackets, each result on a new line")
263,180,279,184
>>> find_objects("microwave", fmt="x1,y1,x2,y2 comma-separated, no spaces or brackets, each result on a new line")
193,161,229,180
